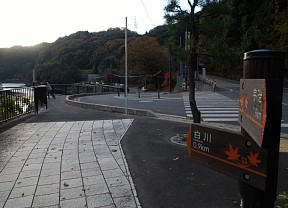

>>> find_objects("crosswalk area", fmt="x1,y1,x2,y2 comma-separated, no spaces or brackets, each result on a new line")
182,92,288,130
182,92,239,122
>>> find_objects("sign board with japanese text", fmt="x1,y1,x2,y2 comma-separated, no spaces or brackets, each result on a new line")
187,123,268,191
239,79,267,147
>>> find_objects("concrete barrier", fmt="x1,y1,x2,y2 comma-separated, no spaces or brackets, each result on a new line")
65,93,157,117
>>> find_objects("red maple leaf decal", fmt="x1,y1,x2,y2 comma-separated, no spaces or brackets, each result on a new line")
240,96,248,111
225,144,240,161
247,152,261,167
240,97,245,108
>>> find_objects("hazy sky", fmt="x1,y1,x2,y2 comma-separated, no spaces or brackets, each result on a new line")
0,0,190,48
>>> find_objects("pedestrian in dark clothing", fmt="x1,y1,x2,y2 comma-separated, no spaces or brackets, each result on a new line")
44,80,55,99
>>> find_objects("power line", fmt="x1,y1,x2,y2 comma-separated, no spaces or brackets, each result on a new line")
111,70,162,78
138,0,155,27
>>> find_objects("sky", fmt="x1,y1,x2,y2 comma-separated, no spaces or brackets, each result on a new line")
0,0,190,48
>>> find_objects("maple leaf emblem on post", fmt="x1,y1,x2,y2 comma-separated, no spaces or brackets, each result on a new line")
240,96,248,111
225,144,263,168
247,152,262,167
225,144,241,161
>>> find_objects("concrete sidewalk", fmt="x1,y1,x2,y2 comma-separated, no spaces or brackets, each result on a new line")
0,119,140,208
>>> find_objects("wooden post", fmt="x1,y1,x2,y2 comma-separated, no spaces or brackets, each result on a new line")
157,76,160,99
169,56,172,93
239,50,285,208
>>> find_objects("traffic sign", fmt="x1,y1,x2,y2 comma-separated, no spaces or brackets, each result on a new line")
239,79,266,147
187,123,268,191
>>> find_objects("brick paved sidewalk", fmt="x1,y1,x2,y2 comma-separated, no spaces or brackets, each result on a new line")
0,119,140,208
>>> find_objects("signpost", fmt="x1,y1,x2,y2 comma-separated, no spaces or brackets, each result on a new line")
187,50,285,208
239,79,267,147
187,124,268,191
239,50,285,208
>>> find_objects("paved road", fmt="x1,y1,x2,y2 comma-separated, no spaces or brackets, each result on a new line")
80,92,187,117
122,118,242,208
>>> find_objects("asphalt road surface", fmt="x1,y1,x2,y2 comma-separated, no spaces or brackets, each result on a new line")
121,118,288,208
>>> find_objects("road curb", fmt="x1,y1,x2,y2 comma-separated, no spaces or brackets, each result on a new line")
65,93,157,118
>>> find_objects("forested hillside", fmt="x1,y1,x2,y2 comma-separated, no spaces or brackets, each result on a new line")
33,29,140,84
0,0,287,85
197,0,288,79
0,27,171,84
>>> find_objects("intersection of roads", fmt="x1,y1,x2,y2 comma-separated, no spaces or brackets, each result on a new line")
79,83,288,134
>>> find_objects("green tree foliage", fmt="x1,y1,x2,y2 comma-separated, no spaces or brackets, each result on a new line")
199,0,288,78
148,25,173,45
165,0,210,123
198,0,243,78
34,62,82,84
0,45,41,81
0,27,172,85
0,29,140,84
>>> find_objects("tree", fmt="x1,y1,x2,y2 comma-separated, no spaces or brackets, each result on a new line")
124,36,168,77
165,0,208,123
198,1,243,79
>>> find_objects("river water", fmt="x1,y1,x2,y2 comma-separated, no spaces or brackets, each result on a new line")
0,83,27,90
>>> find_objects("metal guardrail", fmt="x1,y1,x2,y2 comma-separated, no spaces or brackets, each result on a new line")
51,84,124,95
198,75,217,91
0,87,35,123
0,83,123,123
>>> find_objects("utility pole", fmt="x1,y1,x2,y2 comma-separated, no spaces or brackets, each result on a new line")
125,17,128,115
32,69,36,85
169,56,172,93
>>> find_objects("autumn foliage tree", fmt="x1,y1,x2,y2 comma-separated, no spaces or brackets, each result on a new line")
125,36,168,76
121,36,168,87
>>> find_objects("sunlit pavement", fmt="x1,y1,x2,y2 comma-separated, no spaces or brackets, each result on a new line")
0,119,141,208
280,139,288,153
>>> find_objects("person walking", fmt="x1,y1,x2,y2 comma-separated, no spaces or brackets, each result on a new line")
44,80,55,99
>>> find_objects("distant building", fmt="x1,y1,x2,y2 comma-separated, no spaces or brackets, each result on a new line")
87,74,100,83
